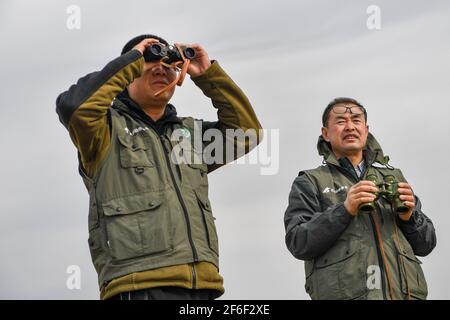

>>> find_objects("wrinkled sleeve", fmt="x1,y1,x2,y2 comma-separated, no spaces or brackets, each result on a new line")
192,61,262,172
395,170,437,257
396,195,437,257
55,50,144,177
284,172,354,261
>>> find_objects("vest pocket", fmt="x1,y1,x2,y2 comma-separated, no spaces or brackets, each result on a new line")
102,192,173,261
117,133,154,169
304,261,315,299
186,163,208,188
397,249,428,299
195,190,219,256
312,240,367,300
88,227,108,276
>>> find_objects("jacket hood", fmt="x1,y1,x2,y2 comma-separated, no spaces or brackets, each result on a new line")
317,132,391,166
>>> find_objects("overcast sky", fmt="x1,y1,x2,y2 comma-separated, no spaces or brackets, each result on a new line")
1,0,449,299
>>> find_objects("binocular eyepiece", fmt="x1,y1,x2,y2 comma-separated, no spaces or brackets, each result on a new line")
359,174,409,214
144,43,196,64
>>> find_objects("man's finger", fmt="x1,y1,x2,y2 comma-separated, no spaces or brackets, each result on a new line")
144,39,160,46
403,201,415,208
398,182,412,189
353,185,378,194
399,195,414,202
398,188,414,195
359,180,377,186
356,196,377,205
355,192,377,199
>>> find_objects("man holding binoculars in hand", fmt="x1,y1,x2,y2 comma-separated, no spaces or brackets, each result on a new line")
284,97,436,300
56,34,262,300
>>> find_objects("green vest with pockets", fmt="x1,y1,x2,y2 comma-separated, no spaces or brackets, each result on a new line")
302,163,428,300
82,101,219,289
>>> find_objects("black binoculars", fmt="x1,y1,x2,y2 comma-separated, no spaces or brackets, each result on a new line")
359,174,409,214
143,43,196,64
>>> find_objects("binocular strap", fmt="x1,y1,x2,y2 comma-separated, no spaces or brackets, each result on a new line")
155,45,191,97
371,211,397,300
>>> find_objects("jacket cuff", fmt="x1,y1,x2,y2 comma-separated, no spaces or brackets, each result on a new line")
334,204,355,225
396,210,424,234
191,60,224,93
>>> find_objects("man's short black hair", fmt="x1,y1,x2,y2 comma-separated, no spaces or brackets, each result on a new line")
121,34,169,55
322,97,367,127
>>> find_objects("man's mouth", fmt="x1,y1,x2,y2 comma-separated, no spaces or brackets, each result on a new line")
343,134,359,141
152,80,169,86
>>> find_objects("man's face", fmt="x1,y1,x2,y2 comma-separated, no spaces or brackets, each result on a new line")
128,61,178,105
321,103,369,159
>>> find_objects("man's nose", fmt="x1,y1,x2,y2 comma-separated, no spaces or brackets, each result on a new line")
151,64,167,76
344,120,356,131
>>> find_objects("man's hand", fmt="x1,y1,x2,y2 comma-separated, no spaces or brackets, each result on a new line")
397,182,415,221
132,38,161,55
344,181,378,216
176,43,211,77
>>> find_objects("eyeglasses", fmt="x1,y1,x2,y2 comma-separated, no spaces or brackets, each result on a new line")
332,105,365,115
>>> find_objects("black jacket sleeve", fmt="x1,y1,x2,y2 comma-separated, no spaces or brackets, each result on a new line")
56,49,143,128
55,50,143,178
284,172,354,261
396,195,437,257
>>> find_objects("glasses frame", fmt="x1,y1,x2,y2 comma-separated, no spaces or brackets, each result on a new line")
331,105,365,115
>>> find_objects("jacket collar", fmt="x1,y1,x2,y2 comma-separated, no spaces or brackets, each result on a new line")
317,132,391,168
113,90,182,134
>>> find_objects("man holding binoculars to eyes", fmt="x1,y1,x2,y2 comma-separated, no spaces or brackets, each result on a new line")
56,34,262,300
284,98,436,300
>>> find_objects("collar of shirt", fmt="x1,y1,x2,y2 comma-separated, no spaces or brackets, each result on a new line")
354,160,366,178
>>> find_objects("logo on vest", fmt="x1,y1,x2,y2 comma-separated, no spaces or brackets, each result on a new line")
322,186,348,194
179,127,191,138
371,163,388,169
124,126,149,136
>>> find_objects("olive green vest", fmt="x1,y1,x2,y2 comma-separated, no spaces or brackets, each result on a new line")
81,101,219,289
302,163,428,300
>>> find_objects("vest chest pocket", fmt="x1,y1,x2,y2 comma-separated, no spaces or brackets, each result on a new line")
102,192,173,262
117,133,155,169
312,239,367,300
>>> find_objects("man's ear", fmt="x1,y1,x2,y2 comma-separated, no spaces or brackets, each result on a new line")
321,127,330,142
